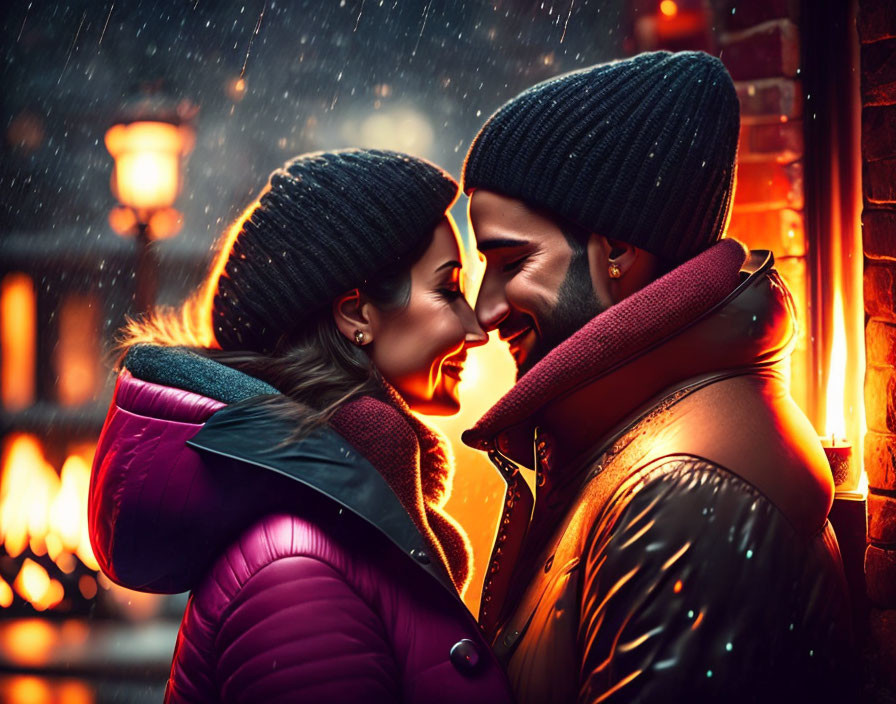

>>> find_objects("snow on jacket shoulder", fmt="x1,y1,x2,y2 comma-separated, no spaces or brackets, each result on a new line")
88,347,513,704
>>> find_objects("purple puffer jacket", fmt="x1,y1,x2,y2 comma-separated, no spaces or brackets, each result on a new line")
89,366,513,703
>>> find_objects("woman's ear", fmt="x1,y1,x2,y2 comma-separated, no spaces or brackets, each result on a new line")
333,289,374,346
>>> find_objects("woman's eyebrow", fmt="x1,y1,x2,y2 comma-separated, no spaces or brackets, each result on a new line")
435,260,462,273
477,236,528,253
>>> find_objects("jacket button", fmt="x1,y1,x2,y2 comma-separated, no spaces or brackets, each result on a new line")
410,548,430,565
450,639,480,674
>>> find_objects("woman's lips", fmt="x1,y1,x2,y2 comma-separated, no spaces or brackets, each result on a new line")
441,358,465,380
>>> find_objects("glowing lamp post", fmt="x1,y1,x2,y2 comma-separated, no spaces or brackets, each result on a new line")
105,119,194,314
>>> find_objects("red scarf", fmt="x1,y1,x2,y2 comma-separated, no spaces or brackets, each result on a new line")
330,384,473,596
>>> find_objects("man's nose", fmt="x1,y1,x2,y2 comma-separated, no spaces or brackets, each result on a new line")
475,275,510,332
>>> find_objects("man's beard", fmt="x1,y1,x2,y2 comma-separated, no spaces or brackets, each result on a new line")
517,248,605,378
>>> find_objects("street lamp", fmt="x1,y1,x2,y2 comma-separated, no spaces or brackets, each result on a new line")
105,116,194,314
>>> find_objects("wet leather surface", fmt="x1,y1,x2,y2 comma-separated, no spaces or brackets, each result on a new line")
498,459,854,704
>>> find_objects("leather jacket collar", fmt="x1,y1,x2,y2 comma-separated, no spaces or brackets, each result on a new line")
463,241,795,470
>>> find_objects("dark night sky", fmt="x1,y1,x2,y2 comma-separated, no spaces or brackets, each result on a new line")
1,0,633,266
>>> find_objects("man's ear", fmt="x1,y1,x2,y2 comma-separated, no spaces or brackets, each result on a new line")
333,289,374,345
585,234,643,306
605,238,640,275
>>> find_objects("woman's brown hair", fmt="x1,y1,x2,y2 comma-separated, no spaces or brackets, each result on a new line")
119,196,437,439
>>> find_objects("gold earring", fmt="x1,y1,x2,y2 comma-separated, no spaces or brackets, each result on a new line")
608,263,622,279
354,330,366,345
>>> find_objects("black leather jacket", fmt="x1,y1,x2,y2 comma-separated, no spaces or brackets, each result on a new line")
464,247,855,703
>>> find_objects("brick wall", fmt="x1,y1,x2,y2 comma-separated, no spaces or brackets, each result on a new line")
860,0,896,682
713,0,811,414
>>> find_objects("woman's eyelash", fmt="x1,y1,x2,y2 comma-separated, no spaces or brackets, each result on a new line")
438,288,463,300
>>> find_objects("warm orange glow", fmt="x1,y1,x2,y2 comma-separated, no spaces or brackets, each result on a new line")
1,619,57,665
5,676,51,704
0,435,100,606
0,577,12,608
78,574,97,600
0,435,56,558
1,273,36,411
50,456,90,553
108,204,138,236
105,120,194,211
148,206,184,239
825,287,848,441
13,559,64,611
660,0,678,17
55,294,99,407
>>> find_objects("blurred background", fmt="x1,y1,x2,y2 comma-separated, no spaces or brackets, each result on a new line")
3,0,894,701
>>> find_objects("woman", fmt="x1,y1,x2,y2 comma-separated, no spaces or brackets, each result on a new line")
88,149,513,703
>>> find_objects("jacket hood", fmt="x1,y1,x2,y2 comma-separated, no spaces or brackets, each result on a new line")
88,346,456,595
462,240,797,467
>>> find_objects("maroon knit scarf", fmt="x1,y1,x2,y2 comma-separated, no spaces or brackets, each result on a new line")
330,384,473,596
464,238,749,449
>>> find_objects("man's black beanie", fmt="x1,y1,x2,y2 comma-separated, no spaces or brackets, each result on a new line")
463,51,740,263
213,149,458,353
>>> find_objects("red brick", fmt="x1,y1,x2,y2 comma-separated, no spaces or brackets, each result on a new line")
869,492,896,545
867,266,896,322
732,161,803,211
735,79,802,122
865,159,896,203
858,2,896,44
717,0,799,33
738,120,803,162
720,20,800,81
866,544,896,607
865,265,896,320
863,105,896,161
863,209,896,261
726,208,805,256
867,319,896,366
862,38,896,106
867,366,896,434
866,430,896,491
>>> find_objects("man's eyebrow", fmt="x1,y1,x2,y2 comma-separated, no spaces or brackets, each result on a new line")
435,260,462,273
477,237,529,253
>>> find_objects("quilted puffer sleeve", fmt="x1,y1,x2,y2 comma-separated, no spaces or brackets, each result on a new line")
166,515,400,703
577,458,853,704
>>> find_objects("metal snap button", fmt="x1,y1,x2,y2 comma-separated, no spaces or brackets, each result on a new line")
450,639,480,674
502,629,520,648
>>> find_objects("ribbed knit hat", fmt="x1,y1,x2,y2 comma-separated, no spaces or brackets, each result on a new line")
463,51,740,263
213,149,458,352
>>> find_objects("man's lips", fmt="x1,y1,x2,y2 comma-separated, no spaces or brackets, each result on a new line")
500,326,532,344
501,326,534,357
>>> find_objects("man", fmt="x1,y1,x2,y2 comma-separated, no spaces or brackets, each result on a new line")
461,51,853,703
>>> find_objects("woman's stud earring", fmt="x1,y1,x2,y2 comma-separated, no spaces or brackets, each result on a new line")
608,263,622,279
354,330,366,346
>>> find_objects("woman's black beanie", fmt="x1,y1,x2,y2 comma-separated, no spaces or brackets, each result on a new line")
212,149,458,353
463,51,740,263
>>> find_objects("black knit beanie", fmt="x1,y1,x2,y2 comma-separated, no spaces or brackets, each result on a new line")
463,51,740,263
212,149,458,352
